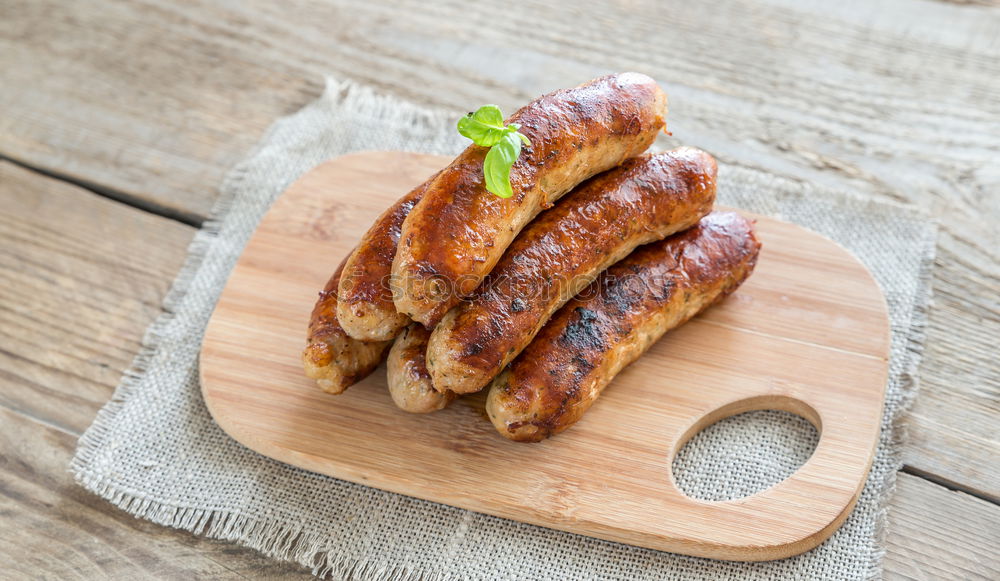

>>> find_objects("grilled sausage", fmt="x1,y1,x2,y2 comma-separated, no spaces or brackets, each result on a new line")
337,178,434,341
392,73,668,327
387,323,457,413
427,148,717,394
302,255,392,394
486,211,761,442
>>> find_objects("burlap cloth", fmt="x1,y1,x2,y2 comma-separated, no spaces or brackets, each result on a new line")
72,78,936,580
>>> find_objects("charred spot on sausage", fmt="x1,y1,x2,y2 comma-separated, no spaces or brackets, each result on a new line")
558,307,607,351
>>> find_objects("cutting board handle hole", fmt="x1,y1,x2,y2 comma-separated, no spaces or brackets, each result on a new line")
669,396,820,502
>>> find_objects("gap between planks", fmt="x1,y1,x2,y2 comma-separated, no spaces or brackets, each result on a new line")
0,153,204,228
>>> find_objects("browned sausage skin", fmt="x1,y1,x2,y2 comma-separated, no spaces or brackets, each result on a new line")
427,148,717,394
486,212,761,442
392,73,668,327
337,178,434,341
302,255,392,394
387,323,457,413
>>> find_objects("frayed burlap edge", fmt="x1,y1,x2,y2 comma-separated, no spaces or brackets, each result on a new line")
864,216,937,581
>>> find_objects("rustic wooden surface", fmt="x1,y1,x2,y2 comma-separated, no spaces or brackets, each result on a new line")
202,152,892,561
1,0,997,577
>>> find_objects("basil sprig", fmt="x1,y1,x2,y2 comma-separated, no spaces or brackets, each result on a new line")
457,105,531,198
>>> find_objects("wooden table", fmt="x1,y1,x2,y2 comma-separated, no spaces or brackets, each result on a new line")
2,1,997,578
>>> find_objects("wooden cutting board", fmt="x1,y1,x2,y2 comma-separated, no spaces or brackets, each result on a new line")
200,151,890,561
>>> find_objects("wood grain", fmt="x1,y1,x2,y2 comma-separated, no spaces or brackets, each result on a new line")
0,161,194,434
883,474,1000,580
201,152,892,561
2,0,996,500
0,406,316,580
0,164,315,579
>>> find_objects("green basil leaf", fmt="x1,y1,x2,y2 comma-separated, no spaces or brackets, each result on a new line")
483,132,522,199
473,104,505,128
457,117,503,147
456,104,532,199
457,105,508,147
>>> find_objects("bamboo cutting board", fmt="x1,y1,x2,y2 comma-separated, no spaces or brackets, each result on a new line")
200,151,890,561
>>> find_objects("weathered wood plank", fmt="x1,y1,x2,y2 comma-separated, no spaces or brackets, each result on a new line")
4,0,999,220
0,0,323,223
883,473,1000,580
0,407,315,580
0,161,193,434
901,240,1000,499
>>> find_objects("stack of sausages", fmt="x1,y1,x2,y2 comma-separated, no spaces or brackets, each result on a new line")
302,73,761,442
